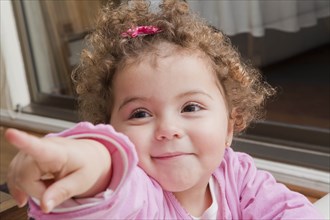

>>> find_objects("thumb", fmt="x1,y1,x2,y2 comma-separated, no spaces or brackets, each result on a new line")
40,169,92,213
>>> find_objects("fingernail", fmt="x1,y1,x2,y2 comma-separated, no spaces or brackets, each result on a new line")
17,202,25,208
46,200,55,212
16,199,27,208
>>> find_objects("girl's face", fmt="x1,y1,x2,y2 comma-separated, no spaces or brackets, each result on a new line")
110,50,234,196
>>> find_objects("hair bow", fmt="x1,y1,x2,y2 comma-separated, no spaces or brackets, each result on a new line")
121,26,162,38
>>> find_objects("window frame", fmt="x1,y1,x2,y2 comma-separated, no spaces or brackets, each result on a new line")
11,0,330,171
12,0,78,122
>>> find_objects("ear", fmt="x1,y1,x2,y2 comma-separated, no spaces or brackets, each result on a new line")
225,118,235,148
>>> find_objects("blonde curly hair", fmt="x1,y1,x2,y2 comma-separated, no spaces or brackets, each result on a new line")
72,0,275,133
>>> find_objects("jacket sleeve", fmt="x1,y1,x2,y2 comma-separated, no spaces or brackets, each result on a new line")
27,122,163,220
235,151,324,219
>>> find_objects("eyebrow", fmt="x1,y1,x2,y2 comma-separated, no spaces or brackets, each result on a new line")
177,90,214,100
118,97,149,111
118,90,213,110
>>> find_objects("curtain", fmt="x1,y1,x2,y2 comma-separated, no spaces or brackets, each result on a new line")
187,0,330,37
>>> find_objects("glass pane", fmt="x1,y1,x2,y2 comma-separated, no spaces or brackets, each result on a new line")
21,0,104,96
20,0,329,130
263,45,329,129
19,1,330,131
229,19,330,130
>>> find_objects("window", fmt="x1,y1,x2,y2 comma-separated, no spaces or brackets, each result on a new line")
12,0,330,171
229,25,330,171
13,0,111,121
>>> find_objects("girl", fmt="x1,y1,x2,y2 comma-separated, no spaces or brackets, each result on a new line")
5,0,323,219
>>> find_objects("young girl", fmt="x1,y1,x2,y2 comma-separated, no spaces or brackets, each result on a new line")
5,0,323,219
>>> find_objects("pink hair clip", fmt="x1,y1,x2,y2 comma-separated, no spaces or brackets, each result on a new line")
121,26,162,38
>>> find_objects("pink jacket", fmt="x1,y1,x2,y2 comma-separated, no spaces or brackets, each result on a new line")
28,122,323,219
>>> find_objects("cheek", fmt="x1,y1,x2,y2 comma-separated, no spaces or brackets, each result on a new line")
120,129,151,159
193,117,228,139
190,119,228,154
199,132,227,167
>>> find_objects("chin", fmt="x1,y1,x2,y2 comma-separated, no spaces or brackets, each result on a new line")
157,176,198,193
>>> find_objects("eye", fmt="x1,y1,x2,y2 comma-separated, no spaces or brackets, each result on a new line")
129,108,151,119
182,103,203,113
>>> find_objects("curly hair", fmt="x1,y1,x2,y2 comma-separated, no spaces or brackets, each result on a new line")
72,0,275,133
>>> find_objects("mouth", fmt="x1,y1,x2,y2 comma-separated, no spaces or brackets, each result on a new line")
152,152,193,160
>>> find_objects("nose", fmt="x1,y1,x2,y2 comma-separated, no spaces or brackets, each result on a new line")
154,117,184,141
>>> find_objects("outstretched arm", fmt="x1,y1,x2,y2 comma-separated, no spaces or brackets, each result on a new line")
5,128,112,213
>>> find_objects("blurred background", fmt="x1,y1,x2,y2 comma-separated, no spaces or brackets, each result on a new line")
1,0,329,201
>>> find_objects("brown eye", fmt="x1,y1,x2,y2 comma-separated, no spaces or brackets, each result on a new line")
129,109,151,119
182,103,202,113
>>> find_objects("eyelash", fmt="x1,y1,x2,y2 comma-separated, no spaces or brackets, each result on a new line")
129,108,151,119
128,102,204,119
181,102,204,113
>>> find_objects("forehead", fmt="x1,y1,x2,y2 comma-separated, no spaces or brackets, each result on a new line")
112,49,221,100
117,42,215,74
115,51,216,90
111,42,226,99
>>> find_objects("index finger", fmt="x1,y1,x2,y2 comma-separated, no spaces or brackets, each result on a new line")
4,129,65,164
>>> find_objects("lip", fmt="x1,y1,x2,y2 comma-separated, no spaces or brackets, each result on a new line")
152,152,193,160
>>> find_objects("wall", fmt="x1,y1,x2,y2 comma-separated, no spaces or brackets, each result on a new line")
0,53,10,110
